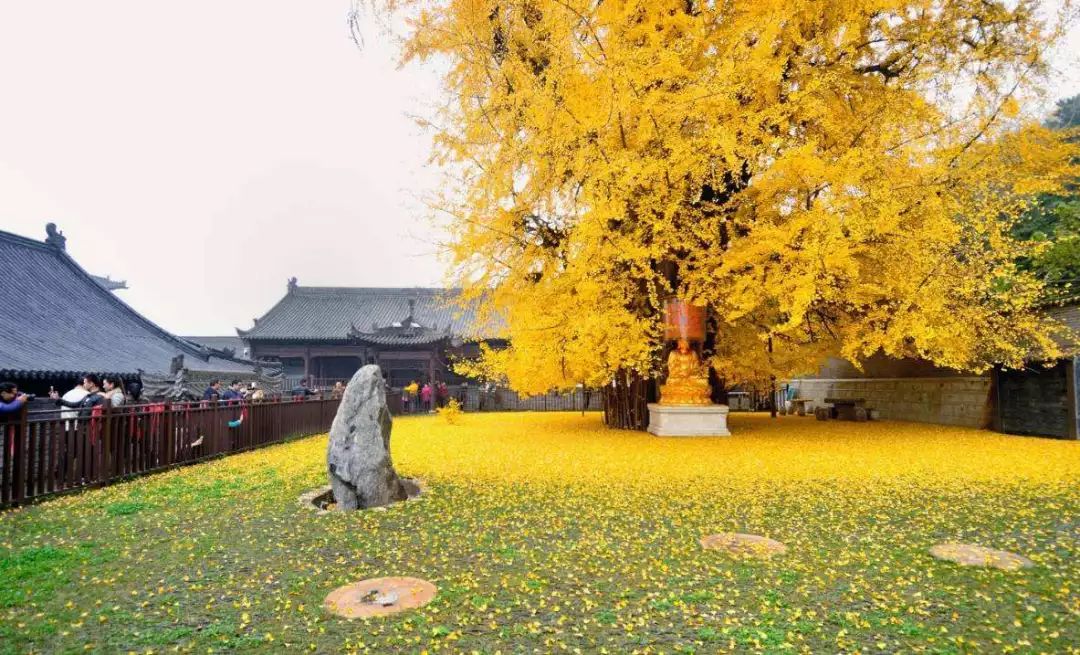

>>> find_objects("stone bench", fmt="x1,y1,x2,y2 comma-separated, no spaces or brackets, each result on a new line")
816,397,872,422
788,398,811,416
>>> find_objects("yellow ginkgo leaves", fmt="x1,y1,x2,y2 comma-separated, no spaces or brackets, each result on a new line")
375,0,1079,393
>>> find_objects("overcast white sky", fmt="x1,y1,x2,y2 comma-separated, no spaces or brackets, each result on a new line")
1,2,1078,336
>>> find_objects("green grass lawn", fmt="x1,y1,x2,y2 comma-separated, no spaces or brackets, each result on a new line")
2,412,1079,654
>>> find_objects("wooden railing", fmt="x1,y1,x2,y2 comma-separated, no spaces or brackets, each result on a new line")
0,397,340,508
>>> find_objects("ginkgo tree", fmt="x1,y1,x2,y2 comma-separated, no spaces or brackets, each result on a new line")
370,0,1080,427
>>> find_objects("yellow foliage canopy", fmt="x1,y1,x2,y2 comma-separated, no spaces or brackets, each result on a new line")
379,0,1080,392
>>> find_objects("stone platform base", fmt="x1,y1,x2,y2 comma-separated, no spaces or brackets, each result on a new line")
647,403,731,437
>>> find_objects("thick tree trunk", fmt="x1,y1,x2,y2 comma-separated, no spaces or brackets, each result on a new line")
768,337,777,418
602,370,654,430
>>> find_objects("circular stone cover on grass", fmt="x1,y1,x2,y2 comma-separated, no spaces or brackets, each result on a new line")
324,577,437,618
929,543,1033,571
700,533,787,558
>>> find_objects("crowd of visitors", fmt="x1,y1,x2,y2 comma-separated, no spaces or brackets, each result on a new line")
0,375,281,420
0,375,143,419
202,379,265,403
2,373,484,418
0,373,343,499
400,379,452,413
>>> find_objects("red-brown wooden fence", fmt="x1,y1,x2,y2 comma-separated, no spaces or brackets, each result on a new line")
0,397,340,508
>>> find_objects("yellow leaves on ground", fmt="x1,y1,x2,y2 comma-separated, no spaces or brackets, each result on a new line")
390,412,1080,488
2,412,1080,653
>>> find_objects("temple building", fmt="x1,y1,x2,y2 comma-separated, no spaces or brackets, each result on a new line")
238,280,501,387
0,224,277,397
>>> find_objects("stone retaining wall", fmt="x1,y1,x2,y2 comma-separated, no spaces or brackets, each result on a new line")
789,376,993,428
997,360,1073,438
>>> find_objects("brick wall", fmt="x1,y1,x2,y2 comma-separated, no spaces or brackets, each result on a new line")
789,376,993,428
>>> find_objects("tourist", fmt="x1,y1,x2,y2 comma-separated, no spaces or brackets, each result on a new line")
403,380,419,413
0,383,30,468
202,379,222,402
102,375,126,408
420,382,433,411
126,381,143,403
221,379,243,401
436,381,449,408
53,380,89,480
331,381,346,400
0,382,29,415
55,381,87,422
51,375,106,481
50,374,105,410
291,378,313,400
243,382,265,402
479,381,497,411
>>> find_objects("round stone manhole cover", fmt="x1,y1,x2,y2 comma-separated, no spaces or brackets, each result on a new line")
324,577,437,618
701,533,787,558
929,543,1033,571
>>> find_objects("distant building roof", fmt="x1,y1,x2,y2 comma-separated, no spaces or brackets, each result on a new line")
239,283,496,345
0,225,262,379
1045,300,1080,354
183,336,247,355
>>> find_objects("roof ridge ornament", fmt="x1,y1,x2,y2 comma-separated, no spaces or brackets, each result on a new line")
287,277,298,293
45,223,67,250
90,274,128,291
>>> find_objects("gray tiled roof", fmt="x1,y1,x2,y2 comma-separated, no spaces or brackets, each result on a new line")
0,227,260,378
183,336,247,354
239,286,494,343
1046,301,1080,353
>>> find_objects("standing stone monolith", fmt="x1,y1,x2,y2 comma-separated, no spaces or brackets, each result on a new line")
327,365,408,510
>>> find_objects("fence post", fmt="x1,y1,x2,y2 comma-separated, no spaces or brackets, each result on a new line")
11,405,27,503
102,405,113,482
163,400,173,467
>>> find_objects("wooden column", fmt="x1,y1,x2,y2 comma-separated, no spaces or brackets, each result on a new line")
990,365,1003,433
1067,357,1079,440
10,405,28,503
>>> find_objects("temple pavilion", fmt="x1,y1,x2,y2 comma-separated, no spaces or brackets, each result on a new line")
237,279,501,387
